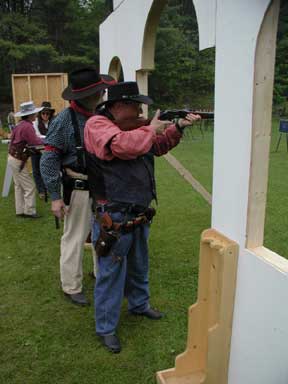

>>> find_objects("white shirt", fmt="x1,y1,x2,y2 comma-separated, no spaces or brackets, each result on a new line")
33,118,46,139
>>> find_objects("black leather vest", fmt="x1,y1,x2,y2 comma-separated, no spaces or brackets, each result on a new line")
86,151,156,207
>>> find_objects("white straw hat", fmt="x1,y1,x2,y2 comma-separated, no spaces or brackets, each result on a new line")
14,101,44,117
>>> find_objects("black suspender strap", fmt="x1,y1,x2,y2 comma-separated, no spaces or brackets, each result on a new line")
69,107,86,172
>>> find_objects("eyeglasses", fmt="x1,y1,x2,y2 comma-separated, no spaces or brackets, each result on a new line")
41,112,50,116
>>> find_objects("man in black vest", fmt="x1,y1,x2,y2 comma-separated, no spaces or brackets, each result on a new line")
40,68,116,306
84,81,200,352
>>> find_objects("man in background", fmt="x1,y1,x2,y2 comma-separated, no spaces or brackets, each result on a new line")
40,67,116,306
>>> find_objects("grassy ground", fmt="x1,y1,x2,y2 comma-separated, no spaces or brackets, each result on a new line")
0,144,210,384
0,118,287,383
172,118,288,258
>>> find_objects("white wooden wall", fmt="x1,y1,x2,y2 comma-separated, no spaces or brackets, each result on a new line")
100,1,288,382
113,0,123,10
210,1,287,382
100,0,155,81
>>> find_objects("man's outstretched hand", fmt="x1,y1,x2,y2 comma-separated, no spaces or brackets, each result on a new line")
178,113,201,129
150,109,173,135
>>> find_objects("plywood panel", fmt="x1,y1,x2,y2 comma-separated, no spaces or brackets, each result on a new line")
30,76,47,107
47,75,69,113
12,73,68,115
12,76,30,114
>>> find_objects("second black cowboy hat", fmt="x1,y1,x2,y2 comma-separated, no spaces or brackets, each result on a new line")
41,101,55,113
97,81,153,108
62,67,116,100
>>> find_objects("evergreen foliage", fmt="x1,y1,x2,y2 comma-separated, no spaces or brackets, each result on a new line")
274,2,288,113
0,0,286,113
149,2,215,109
0,0,110,100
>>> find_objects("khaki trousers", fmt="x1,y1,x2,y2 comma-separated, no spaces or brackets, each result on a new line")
60,189,97,294
8,155,36,215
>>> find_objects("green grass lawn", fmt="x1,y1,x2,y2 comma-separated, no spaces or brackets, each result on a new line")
0,143,210,384
172,119,288,258
0,118,287,384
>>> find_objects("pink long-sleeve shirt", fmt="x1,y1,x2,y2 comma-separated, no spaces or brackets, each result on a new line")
84,115,182,160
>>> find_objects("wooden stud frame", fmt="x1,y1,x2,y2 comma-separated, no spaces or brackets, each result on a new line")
157,229,238,384
12,73,68,116
246,0,280,250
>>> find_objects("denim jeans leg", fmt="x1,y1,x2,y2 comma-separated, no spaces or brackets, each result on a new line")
94,229,133,335
31,154,46,194
126,224,150,313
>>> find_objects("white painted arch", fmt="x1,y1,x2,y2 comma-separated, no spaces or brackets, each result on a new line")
100,1,288,383
101,0,216,80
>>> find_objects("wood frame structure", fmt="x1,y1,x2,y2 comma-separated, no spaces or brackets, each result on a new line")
12,73,68,115
157,229,238,384
99,1,288,383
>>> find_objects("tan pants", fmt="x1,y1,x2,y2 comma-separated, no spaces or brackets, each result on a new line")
8,155,36,215
60,189,97,294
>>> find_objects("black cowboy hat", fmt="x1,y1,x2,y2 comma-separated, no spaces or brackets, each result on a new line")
62,67,116,100
97,81,153,108
41,101,55,113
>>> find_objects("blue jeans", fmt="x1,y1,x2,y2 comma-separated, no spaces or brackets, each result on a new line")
92,212,150,335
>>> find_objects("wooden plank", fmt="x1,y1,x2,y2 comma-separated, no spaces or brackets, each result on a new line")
45,75,49,100
12,75,30,107
246,0,280,248
12,73,66,77
11,76,17,116
47,75,68,113
12,75,30,121
164,153,212,205
157,230,238,384
30,76,47,107
27,75,32,100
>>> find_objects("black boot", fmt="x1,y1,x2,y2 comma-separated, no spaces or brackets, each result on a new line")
64,292,90,306
98,334,121,353
131,307,165,320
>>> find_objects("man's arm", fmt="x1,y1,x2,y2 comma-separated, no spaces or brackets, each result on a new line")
23,123,43,146
40,149,68,219
152,112,201,156
152,124,182,156
84,110,170,160
40,111,73,218
85,115,156,160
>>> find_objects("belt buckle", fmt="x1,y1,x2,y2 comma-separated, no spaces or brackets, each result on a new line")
74,179,86,190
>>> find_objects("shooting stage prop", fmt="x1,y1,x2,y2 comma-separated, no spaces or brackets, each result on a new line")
12,73,68,116
2,161,13,198
100,1,287,383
